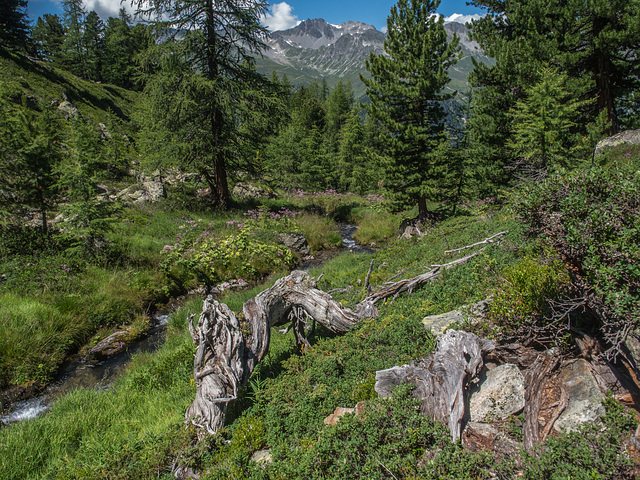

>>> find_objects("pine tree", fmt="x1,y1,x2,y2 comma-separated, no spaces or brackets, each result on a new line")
361,0,460,214
0,0,29,50
134,0,269,208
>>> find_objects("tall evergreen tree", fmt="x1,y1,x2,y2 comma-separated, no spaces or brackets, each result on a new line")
83,11,104,82
0,97,63,235
134,0,269,208
61,0,88,77
0,0,29,50
361,0,460,214
32,14,65,60
507,68,588,178
102,9,151,89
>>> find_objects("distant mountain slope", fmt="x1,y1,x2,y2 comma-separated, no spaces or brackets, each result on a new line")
255,18,490,99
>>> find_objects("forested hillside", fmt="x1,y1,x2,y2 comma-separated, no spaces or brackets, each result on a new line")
1,0,640,478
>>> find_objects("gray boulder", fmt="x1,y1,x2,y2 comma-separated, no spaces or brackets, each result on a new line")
554,359,605,432
57,100,78,119
116,177,166,204
594,129,640,157
232,182,277,201
278,232,310,255
469,363,525,422
421,299,491,336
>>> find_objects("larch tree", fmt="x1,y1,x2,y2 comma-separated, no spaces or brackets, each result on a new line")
61,0,88,78
133,0,269,209
32,14,66,61
361,0,460,215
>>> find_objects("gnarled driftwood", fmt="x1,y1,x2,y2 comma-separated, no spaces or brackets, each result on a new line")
185,232,508,436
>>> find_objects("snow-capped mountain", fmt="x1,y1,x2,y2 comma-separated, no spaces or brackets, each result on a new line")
255,18,489,99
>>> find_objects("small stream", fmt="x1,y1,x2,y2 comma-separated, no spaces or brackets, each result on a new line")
1,224,371,426
0,314,170,426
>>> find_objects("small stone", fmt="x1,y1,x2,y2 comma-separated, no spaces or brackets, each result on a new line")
250,449,272,465
278,232,311,255
323,406,355,426
422,310,463,336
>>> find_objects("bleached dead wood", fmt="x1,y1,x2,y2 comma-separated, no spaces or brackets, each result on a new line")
185,233,507,436
375,330,496,442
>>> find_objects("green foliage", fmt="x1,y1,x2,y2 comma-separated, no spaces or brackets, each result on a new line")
514,161,640,348
32,14,65,60
160,211,297,287
0,0,29,51
507,67,590,174
488,256,571,328
469,0,640,187
362,0,461,214
0,94,63,234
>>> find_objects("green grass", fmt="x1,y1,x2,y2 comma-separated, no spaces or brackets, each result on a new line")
0,49,139,126
353,208,402,244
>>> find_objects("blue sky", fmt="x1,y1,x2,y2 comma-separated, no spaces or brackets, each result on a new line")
27,0,485,32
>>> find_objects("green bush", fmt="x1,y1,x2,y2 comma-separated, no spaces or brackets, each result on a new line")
514,161,640,352
488,256,570,328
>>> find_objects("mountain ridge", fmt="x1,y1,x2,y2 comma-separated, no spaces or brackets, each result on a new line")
255,17,489,99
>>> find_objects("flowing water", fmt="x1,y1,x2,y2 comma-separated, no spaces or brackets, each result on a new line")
0,314,170,425
1,224,370,425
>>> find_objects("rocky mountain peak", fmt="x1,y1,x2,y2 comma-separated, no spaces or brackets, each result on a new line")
257,18,489,99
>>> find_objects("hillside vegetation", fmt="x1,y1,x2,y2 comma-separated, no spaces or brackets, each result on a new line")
1,0,640,477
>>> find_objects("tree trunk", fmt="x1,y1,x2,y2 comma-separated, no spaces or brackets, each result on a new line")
205,3,231,210
418,195,427,216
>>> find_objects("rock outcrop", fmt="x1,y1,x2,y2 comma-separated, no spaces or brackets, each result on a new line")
594,129,640,157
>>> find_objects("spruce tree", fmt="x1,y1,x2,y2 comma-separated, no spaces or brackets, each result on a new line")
361,0,460,215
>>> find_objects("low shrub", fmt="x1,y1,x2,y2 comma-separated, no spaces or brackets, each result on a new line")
488,255,571,329
513,161,640,354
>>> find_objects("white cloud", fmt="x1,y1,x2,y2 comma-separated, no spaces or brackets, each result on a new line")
262,2,300,31
444,13,483,25
83,0,137,20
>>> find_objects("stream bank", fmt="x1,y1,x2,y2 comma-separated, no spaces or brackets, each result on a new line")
0,223,372,425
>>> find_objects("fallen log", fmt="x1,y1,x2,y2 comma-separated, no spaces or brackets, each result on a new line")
185,232,507,436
